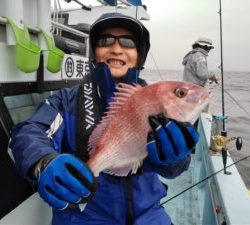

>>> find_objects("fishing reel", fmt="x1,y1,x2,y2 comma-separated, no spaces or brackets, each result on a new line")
211,131,242,175
211,132,242,152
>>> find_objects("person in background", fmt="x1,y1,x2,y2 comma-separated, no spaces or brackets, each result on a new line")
10,12,198,225
182,37,218,87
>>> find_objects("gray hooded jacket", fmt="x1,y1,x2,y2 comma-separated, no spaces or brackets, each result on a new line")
182,47,211,87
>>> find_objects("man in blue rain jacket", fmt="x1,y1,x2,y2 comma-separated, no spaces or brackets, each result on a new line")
10,12,198,225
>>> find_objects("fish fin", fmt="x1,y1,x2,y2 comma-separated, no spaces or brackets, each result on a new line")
104,160,142,176
88,83,142,153
87,117,113,153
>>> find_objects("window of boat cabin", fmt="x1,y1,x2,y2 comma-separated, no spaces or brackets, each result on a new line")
4,92,54,124
0,90,56,219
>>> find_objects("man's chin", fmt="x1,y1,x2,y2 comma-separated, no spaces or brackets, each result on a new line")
110,70,127,80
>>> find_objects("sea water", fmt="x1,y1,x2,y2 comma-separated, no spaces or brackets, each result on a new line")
141,69,250,188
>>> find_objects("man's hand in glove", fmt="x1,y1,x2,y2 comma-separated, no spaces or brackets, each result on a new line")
146,114,199,165
36,153,97,210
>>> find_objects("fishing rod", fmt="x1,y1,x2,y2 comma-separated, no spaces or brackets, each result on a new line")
160,154,250,206
218,0,226,130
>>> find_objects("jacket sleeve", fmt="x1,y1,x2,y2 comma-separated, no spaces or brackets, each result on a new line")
192,53,209,85
143,155,191,179
9,88,75,179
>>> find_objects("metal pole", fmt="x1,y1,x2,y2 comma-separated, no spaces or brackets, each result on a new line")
219,0,225,130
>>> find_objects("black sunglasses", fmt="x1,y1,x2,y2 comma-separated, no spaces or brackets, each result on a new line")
96,34,137,49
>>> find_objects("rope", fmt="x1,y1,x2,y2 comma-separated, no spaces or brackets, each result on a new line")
223,87,250,118
148,51,164,81
211,83,250,118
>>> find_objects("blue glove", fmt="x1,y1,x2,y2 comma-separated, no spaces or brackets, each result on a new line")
37,154,97,210
146,114,199,165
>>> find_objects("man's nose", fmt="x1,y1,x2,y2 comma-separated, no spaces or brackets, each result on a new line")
110,40,123,52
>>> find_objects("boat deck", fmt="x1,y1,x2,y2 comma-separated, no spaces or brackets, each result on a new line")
161,156,201,225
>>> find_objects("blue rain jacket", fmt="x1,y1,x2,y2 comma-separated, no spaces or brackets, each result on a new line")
10,77,190,225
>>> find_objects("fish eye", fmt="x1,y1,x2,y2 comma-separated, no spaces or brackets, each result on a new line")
175,87,188,98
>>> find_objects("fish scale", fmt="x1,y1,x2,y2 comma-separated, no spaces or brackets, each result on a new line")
87,81,210,177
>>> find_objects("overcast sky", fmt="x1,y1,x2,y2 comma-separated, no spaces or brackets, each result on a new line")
58,0,250,72
142,0,250,72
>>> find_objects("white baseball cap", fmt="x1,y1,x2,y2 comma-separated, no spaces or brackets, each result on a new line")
194,37,214,49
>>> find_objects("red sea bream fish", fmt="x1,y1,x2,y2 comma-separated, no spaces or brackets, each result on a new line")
87,81,210,177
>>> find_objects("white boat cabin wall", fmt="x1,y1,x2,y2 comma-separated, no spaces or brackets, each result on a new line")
0,0,149,223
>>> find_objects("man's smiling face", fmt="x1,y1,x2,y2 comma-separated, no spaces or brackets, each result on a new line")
94,27,138,81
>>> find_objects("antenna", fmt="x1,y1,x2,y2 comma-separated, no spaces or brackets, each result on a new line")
64,0,91,10
219,0,225,130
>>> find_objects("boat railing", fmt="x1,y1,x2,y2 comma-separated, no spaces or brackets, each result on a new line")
196,113,250,225
51,21,89,38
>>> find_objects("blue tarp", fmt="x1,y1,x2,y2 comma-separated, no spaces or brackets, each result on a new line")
104,0,117,6
127,0,142,6
103,0,142,6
